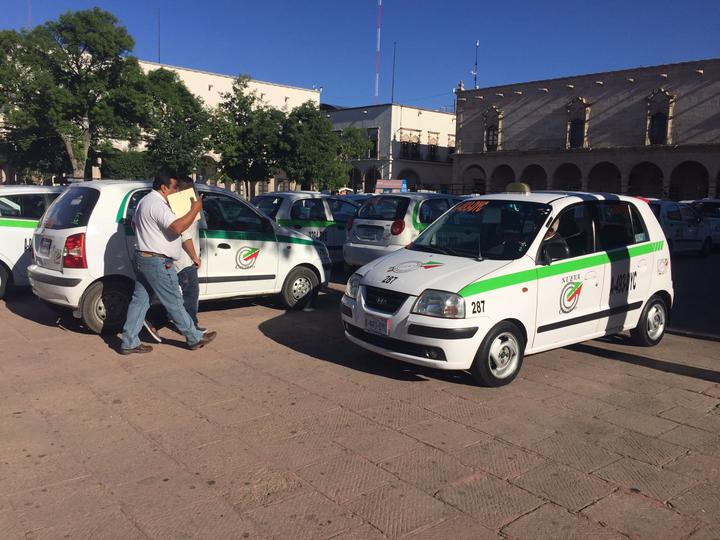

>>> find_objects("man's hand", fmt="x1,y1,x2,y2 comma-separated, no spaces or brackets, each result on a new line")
190,193,204,212
192,257,201,269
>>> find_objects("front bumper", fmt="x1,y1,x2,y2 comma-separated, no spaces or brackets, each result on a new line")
343,242,401,267
340,288,491,371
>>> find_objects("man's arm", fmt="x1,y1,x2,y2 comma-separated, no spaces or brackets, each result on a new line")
182,238,201,267
169,195,203,236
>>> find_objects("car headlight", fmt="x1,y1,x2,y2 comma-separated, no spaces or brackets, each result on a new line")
412,290,465,319
345,273,362,299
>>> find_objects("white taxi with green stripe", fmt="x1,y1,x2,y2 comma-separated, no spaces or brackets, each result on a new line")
343,192,459,267
28,180,331,334
251,191,360,263
341,188,673,386
0,185,63,299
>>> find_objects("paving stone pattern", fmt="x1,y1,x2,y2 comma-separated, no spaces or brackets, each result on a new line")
0,288,719,539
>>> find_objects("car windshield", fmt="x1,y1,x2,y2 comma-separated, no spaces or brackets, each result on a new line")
692,202,720,218
251,195,282,219
357,196,410,221
40,187,100,229
408,199,551,261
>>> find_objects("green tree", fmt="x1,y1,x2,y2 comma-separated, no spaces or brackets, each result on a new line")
144,68,210,176
281,102,346,191
336,127,372,191
0,8,147,179
212,76,285,197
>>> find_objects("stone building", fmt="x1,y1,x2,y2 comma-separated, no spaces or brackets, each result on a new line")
325,103,456,192
452,59,720,199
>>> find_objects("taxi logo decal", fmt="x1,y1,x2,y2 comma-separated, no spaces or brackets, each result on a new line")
560,281,583,313
387,260,444,273
236,246,260,269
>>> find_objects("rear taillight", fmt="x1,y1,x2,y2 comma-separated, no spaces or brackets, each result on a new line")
391,219,405,235
346,218,354,231
63,233,87,268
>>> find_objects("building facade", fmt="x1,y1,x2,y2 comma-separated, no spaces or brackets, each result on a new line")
452,59,720,200
326,103,457,193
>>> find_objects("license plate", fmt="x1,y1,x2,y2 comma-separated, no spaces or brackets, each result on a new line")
365,314,389,336
39,237,51,256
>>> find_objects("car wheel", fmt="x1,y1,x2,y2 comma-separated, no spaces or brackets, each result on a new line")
470,321,525,387
700,237,711,257
81,280,133,334
281,266,319,310
0,265,9,300
630,294,668,347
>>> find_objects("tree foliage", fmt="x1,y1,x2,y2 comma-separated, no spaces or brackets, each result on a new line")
99,149,155,179
0,8,147,178
212,76,285,195
144,68,210,176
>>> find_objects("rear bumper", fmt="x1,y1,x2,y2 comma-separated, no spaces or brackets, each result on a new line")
27,265,86,308
343,242,401,266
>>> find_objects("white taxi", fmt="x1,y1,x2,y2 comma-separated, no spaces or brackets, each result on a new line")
646,199,712,255
341,188,673,386
685,198,720,247
251,191,360,263
343,193,458,267
0,185,63,298
28,181,331,333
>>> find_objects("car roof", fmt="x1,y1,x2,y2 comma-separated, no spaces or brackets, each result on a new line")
367,192,451,200
62,180,239,197
0,185,64,193
465,190,644,206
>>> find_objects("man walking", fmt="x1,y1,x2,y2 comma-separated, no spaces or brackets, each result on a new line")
121,175,216,354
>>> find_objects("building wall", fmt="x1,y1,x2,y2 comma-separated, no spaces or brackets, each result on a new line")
453,59,720,199
327,103,457,192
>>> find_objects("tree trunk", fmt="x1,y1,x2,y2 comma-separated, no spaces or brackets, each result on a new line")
59,117,91,179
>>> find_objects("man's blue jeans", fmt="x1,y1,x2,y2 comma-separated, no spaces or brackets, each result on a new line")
121,254,204,350
177,265,200,326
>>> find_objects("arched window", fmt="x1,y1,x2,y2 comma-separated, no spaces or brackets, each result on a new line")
646,89,674,146
566,97,590,149
482,106,502,152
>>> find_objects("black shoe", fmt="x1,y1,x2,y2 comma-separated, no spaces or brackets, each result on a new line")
143,320,162,343
120,344,153,355
188,331,217,350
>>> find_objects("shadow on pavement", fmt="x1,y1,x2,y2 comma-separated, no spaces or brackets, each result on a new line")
258,291,478,386
570,342,720,383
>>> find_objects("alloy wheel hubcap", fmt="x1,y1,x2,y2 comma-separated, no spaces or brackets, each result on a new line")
488,332,520,379
646,304,665,340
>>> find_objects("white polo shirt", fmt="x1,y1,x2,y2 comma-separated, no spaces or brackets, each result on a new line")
133,189,181,260
175,220,201,271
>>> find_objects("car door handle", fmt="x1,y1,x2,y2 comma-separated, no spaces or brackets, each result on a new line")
217,243,231,249
293,225,302,230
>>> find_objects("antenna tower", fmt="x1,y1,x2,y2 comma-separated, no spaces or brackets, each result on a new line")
374,0,382,102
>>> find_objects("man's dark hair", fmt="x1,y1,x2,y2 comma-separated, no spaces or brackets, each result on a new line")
177,175,195,191
153,174,176,191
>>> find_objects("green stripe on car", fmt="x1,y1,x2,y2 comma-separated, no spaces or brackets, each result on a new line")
458,241,664,297
0,218,38,229
411,202,429,232
277,219,340,228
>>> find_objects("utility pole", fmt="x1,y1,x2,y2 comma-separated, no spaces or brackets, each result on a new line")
27,0,32,28
391,42,397,103
157,8,161,63
473,40,479,89
374,0,382,102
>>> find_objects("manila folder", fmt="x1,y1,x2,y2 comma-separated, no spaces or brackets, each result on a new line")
167,188,200,223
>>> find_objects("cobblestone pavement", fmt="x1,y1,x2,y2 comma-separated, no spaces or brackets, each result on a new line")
0,283,719,539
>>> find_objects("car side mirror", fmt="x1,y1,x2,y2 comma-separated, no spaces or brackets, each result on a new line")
541,242,569,265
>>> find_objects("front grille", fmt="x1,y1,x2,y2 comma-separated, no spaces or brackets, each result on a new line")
364,286,409,314
345,323,446,361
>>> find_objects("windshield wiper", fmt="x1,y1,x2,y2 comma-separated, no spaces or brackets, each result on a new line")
409,244,448,255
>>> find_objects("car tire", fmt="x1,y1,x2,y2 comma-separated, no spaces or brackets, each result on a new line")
0,264,9,300
470,321,525,387
281,266,319,310
81,279,133,334
700,237,711,257
630,294,668,347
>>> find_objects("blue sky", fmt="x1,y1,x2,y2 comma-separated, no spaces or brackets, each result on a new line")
3,0,719,110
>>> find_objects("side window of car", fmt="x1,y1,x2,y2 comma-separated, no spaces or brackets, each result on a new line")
0,194,47,219
329,199,357,223
543,203,596,261
203,193,267,232
419,199,450,224
629,205,649,243
290,199,327,222
666,204,682,221
125,190,151,222
596,202,637,251
679,205,698,224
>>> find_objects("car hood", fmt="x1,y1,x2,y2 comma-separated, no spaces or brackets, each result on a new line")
358,248,514,296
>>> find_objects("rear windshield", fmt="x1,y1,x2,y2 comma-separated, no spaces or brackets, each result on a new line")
251,195,282,219
692,202,720,218
357,196,410,221
40,187,100,229
649,203,661,218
